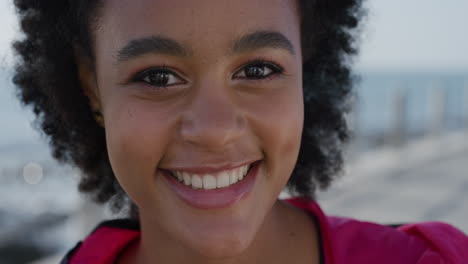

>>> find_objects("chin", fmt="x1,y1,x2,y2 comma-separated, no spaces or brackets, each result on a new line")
187,231,254,259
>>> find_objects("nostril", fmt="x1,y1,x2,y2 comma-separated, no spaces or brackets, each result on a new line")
179,107,245,148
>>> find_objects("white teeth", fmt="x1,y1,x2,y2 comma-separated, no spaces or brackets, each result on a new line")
175,171,183,182
238,167,245,181
170,164,252,190
192,175,203,189
240,166,246,176
239,166,246,181
182,172,191,186
229,170,239,184
217,172,230,188
203,175,217,190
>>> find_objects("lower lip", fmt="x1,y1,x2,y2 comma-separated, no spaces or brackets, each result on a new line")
162,161,260,209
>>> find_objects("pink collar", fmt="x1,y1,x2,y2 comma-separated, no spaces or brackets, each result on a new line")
68,197,468,264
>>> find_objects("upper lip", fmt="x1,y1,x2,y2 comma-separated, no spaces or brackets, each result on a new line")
161,160,260,174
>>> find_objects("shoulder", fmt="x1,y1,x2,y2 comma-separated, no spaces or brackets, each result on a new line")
397,221,468,263
60,219,140,264
284,197,468,264
327,216,468,264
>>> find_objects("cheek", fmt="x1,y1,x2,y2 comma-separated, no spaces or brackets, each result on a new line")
103,100,174,202
249,83,304,177
272,93,303,162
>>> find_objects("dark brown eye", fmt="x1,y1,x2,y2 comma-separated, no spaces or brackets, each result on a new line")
146,72,170,86
245,65,268,78
234,61,283,80
134,68,185,87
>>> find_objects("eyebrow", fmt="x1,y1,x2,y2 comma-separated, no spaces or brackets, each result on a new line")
115,30,295,64
231,30,295,55
116,36,191,63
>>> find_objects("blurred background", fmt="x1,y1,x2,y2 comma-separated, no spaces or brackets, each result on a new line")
1,0,467,263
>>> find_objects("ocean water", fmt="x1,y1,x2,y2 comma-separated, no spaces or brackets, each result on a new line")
355,71,468,137
0,69,45,150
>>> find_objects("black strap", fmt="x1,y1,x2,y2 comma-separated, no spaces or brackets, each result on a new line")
59,241,82,264
386,223,408,228
59,219,139,263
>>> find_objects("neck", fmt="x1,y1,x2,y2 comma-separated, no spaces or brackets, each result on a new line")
119,200,320,264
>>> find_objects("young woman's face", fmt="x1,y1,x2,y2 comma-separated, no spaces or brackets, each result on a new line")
89,0,303,258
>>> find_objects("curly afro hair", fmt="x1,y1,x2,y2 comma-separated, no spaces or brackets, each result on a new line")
12,0,364,215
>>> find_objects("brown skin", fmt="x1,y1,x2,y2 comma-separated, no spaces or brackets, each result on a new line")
78,0,320,263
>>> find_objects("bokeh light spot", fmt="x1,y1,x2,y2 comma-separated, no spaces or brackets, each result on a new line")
23,162,43,185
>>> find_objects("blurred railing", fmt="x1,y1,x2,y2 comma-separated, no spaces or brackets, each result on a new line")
348,74,468,153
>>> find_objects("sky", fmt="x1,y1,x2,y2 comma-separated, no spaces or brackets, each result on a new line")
357,0,468,72
0,1,468,71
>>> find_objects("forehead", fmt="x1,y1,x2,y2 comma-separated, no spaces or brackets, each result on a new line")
96,0,300,54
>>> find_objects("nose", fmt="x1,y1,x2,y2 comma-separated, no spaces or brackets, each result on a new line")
180,86,246,151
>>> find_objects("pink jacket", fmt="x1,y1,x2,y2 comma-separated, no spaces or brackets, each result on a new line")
62,197,468,263
288,197,468,264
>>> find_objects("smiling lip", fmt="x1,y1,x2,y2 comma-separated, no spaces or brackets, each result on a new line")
161,161,261,209
163,161,255,174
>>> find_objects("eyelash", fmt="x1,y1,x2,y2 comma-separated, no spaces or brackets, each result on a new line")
234,59,284,80
131,59,284,88
131,65,185,88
